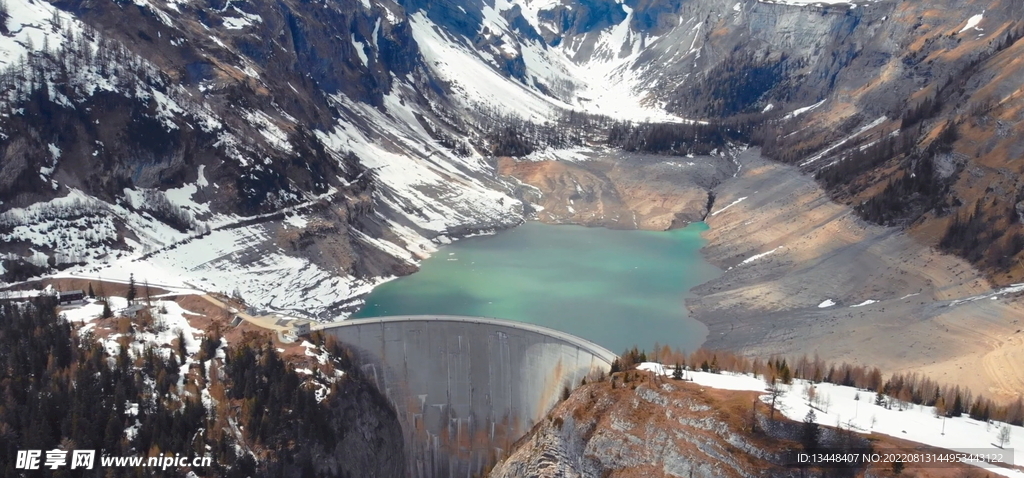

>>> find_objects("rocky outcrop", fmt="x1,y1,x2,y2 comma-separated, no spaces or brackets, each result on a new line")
307,377,408,478
498,150,735,230
488,373,854,478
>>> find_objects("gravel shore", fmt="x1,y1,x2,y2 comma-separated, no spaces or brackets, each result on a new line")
689,148,1024,402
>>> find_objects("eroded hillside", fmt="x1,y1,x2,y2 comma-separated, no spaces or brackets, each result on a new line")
489,369,1004,478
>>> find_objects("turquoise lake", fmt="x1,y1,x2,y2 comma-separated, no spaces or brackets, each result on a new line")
353,221,722,354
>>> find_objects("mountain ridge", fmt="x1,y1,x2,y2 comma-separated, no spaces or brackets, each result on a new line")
1,0,1023,315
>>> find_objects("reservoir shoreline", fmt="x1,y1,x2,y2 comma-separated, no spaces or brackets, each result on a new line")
688,149,1024,402
352,220,721,355
351,147,1022,401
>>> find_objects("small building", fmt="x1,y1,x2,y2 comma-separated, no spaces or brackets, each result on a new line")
124,304,148,318
59,290,85,305
230,312,313,341
292,321,311,336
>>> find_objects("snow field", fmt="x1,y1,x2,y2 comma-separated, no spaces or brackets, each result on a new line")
638,363,1024,476
60,296,209,365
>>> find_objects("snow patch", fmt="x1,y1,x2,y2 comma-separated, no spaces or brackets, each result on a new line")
783,99,826,119
711,196,747,216
959,12,984,34
351,34,369,66
800,116,888,167
740,246,783,265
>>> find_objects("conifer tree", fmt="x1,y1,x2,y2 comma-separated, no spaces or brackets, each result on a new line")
177,329,188,365
126,273,137,304
802,409,820,451
951,390,963,417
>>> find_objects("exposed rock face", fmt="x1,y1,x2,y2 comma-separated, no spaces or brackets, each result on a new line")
315,377,408,478
488,374,863,478
499,150,735,230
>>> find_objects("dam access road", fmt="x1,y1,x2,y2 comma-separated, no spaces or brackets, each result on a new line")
315,315,619,478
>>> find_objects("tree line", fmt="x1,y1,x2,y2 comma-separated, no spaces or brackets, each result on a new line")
606,121,740,156
617,346,1024,426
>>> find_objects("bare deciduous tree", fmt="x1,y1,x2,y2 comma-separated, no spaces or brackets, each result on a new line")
997,424,1011,449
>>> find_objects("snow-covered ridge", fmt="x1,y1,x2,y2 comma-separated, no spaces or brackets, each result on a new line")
406,1,689,123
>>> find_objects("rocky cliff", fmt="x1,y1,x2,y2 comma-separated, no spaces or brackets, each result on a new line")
487,371,868,478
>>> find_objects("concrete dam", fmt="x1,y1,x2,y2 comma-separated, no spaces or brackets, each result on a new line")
316,315,618,478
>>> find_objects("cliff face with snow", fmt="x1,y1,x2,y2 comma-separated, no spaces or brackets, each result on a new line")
1,0,1022,316
0,0,527,317
486,371,871,478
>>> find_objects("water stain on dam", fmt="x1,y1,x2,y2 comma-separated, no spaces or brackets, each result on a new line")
317,316,617,478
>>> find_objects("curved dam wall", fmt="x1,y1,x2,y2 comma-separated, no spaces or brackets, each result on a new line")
316,315,618,478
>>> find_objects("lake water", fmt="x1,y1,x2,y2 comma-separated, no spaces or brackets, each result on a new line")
353,221,722,354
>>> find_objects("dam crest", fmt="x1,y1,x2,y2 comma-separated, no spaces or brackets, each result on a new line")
316,315,618,478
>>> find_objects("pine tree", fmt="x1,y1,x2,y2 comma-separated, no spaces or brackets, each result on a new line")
101,300,112,318
951,391,963,417
177,329,188,365
87,283,95,298
126,273,137,304
802,409,820,451
779,360,792,384
672,362,683,380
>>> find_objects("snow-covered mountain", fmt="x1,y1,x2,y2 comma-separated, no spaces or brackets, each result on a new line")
2,0,1023,317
